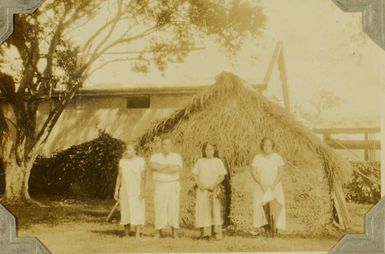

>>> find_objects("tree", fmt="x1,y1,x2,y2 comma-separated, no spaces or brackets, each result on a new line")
0,0,266,203
310,90,342,118
294,89,343,126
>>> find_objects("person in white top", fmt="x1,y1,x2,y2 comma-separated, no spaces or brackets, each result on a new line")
192,142,227,240
149,137,183,238
114,142,146,238
250,137,286,237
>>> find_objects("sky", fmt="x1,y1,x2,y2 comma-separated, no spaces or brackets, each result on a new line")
77,0,385,122
4,0,382,123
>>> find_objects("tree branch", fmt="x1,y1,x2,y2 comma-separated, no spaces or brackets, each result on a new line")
24,100,39,157
4,117,18,130
81,12,130,54
80,0,140,55
89,0,125,59
62,1,91,28
88,57,143,76
12,18,41,96
62,17,92,38
41,8,71,96
28,64,88,160
86,26,158,68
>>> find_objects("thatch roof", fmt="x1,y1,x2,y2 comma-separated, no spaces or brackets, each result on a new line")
138,72,352,232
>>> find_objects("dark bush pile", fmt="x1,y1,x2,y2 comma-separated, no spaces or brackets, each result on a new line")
29,131,124,199
345,161,380,204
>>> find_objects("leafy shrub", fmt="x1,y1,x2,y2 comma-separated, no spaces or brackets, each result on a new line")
29,132,381,207
345,161,380,204
29,131,124,199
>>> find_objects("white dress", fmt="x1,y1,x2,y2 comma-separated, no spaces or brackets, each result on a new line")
192,158,227,228
251,153,286,229
119,156,146,226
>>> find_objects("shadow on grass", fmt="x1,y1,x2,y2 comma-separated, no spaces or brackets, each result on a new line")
81,210,108,217
90,229,124,237
90,229,157,238
225,231,291,239
3,200,109,230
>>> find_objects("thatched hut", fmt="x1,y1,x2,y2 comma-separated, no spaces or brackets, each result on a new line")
138,72,351,234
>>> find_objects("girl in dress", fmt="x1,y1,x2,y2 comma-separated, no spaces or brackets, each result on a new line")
250,137,286,237
114,142,146,237
192,142,227,240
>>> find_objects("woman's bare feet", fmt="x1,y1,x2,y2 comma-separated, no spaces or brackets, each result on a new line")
124,224,130,236
153,229,162,238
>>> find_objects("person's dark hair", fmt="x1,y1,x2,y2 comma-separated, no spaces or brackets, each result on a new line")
202,142,219,158
260,137,275,151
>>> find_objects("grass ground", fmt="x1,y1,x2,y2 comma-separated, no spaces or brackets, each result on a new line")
3,198,373,254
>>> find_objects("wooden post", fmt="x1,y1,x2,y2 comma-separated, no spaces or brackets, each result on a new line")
364,132,369,161
323,133,332,142
368,133,376,161
263,41,282,86
262,41,291,111
277,43,291,112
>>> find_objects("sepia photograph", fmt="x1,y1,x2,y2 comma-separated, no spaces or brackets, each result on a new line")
0,0,384,253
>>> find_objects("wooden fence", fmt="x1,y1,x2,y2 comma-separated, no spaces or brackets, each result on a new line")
313,127,380,161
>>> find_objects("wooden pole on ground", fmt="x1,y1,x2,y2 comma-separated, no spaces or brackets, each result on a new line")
106,200,120,222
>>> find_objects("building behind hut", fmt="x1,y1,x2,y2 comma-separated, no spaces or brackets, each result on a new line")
35,86,206,154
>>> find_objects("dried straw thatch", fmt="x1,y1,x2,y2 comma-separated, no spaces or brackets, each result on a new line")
138,72,351,233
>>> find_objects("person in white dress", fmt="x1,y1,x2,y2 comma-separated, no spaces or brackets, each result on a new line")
149,137,183,239
250,137,286,237
114,142,146,238
192,142,227,240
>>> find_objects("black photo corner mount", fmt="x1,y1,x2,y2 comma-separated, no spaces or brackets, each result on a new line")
0,0,384,253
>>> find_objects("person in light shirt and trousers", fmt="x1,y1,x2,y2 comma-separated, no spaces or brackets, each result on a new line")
149,137,183,238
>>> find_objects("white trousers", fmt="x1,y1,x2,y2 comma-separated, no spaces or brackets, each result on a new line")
154,181,180,229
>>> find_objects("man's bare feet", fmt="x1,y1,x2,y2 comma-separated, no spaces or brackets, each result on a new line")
214,233,223,240
171,227,179,239
124,225,130,236
154,229,162,238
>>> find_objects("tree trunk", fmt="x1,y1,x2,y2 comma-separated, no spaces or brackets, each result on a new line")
3,157,34,203
4,159,25,202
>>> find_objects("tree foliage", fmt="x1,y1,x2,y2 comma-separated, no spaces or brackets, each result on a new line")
294,89,343,125
345,161,380,204
0,0,265,202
